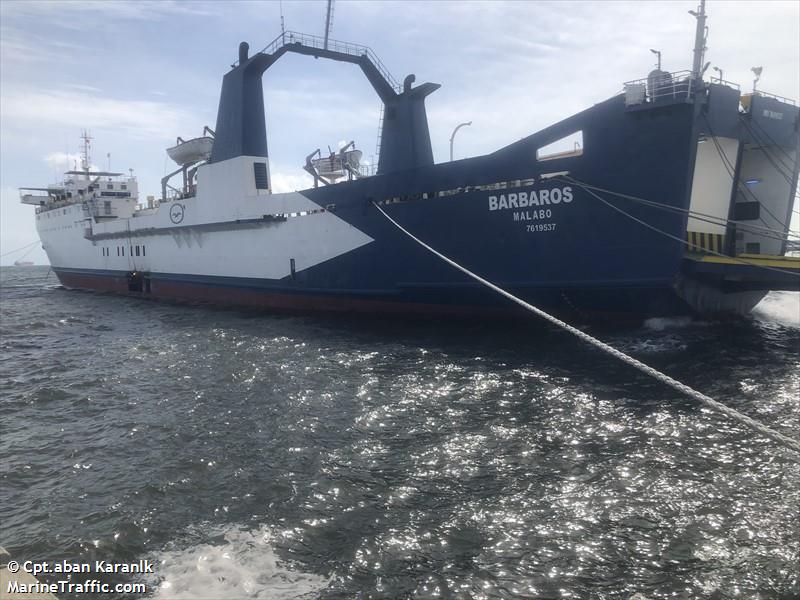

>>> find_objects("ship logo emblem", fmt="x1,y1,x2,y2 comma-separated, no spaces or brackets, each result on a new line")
170,203,185,224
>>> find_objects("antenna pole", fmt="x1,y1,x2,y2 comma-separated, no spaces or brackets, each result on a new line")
691,0,707,80
324,0,334,50
80,129,93,179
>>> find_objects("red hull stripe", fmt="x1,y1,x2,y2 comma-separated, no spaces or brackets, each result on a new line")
52,268,518,318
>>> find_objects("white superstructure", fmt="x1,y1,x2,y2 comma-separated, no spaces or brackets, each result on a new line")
22,132,373,286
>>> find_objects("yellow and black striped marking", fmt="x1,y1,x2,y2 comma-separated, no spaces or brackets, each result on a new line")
686,231,725,254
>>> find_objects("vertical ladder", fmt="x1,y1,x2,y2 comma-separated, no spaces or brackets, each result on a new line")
374,103,384,170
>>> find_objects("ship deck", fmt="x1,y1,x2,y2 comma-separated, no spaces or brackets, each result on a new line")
682,252,800,292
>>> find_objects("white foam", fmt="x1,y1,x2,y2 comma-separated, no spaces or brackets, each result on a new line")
642,316,694,331
624,337,687,353
149,525,329,599
752,291,800,328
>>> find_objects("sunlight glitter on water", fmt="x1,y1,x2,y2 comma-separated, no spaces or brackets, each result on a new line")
1,268,799,598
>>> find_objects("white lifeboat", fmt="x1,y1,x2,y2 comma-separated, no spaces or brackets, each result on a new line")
167,136,214,166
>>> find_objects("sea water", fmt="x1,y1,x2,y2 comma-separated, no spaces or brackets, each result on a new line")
1,266,798,599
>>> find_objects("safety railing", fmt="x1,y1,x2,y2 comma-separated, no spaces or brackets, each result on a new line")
358,163,379,177
709,77,741,90
623,70,693,106
238,30,402,94
33,198,80,213
750,89,796,106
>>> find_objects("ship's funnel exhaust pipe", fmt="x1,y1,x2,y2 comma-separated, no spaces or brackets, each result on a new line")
209,43,275,164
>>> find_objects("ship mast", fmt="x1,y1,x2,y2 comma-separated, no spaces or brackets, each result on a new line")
80,129,93,180
324,0,334,50
690,0,707,81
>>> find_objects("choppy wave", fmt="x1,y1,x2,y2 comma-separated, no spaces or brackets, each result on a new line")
2,267,799,599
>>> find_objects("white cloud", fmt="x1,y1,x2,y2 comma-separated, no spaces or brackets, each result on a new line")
44,152,82,173
270,169,313,193
0,0,218,25
1,87,196,141
0,25,89,70
64,83,103,94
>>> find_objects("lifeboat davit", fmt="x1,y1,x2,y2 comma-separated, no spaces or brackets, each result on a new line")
311,149,363,180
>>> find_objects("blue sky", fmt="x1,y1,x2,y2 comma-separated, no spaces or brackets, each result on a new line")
1,0,798,265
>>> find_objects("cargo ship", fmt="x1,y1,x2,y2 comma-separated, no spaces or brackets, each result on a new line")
20,2,800,319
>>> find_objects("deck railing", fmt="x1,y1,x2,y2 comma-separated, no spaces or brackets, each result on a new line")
623,70,693,106
237,30,403,94
709,77,741,90
749,89,796,106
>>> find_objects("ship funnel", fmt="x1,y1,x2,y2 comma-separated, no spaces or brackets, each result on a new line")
378,76,440,175
208,43,275,165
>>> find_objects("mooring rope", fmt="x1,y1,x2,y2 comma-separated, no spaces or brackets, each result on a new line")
372,201,800,456
557,178,799,242
563,177,800,280
40,267,53,288
0,240,40,258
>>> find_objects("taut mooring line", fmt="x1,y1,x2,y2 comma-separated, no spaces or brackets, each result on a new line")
372,201,800,457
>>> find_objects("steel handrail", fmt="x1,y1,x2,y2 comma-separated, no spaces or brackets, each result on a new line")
709,77,741,90
236,30,402,93
622,70,694,102
749,89,796,106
